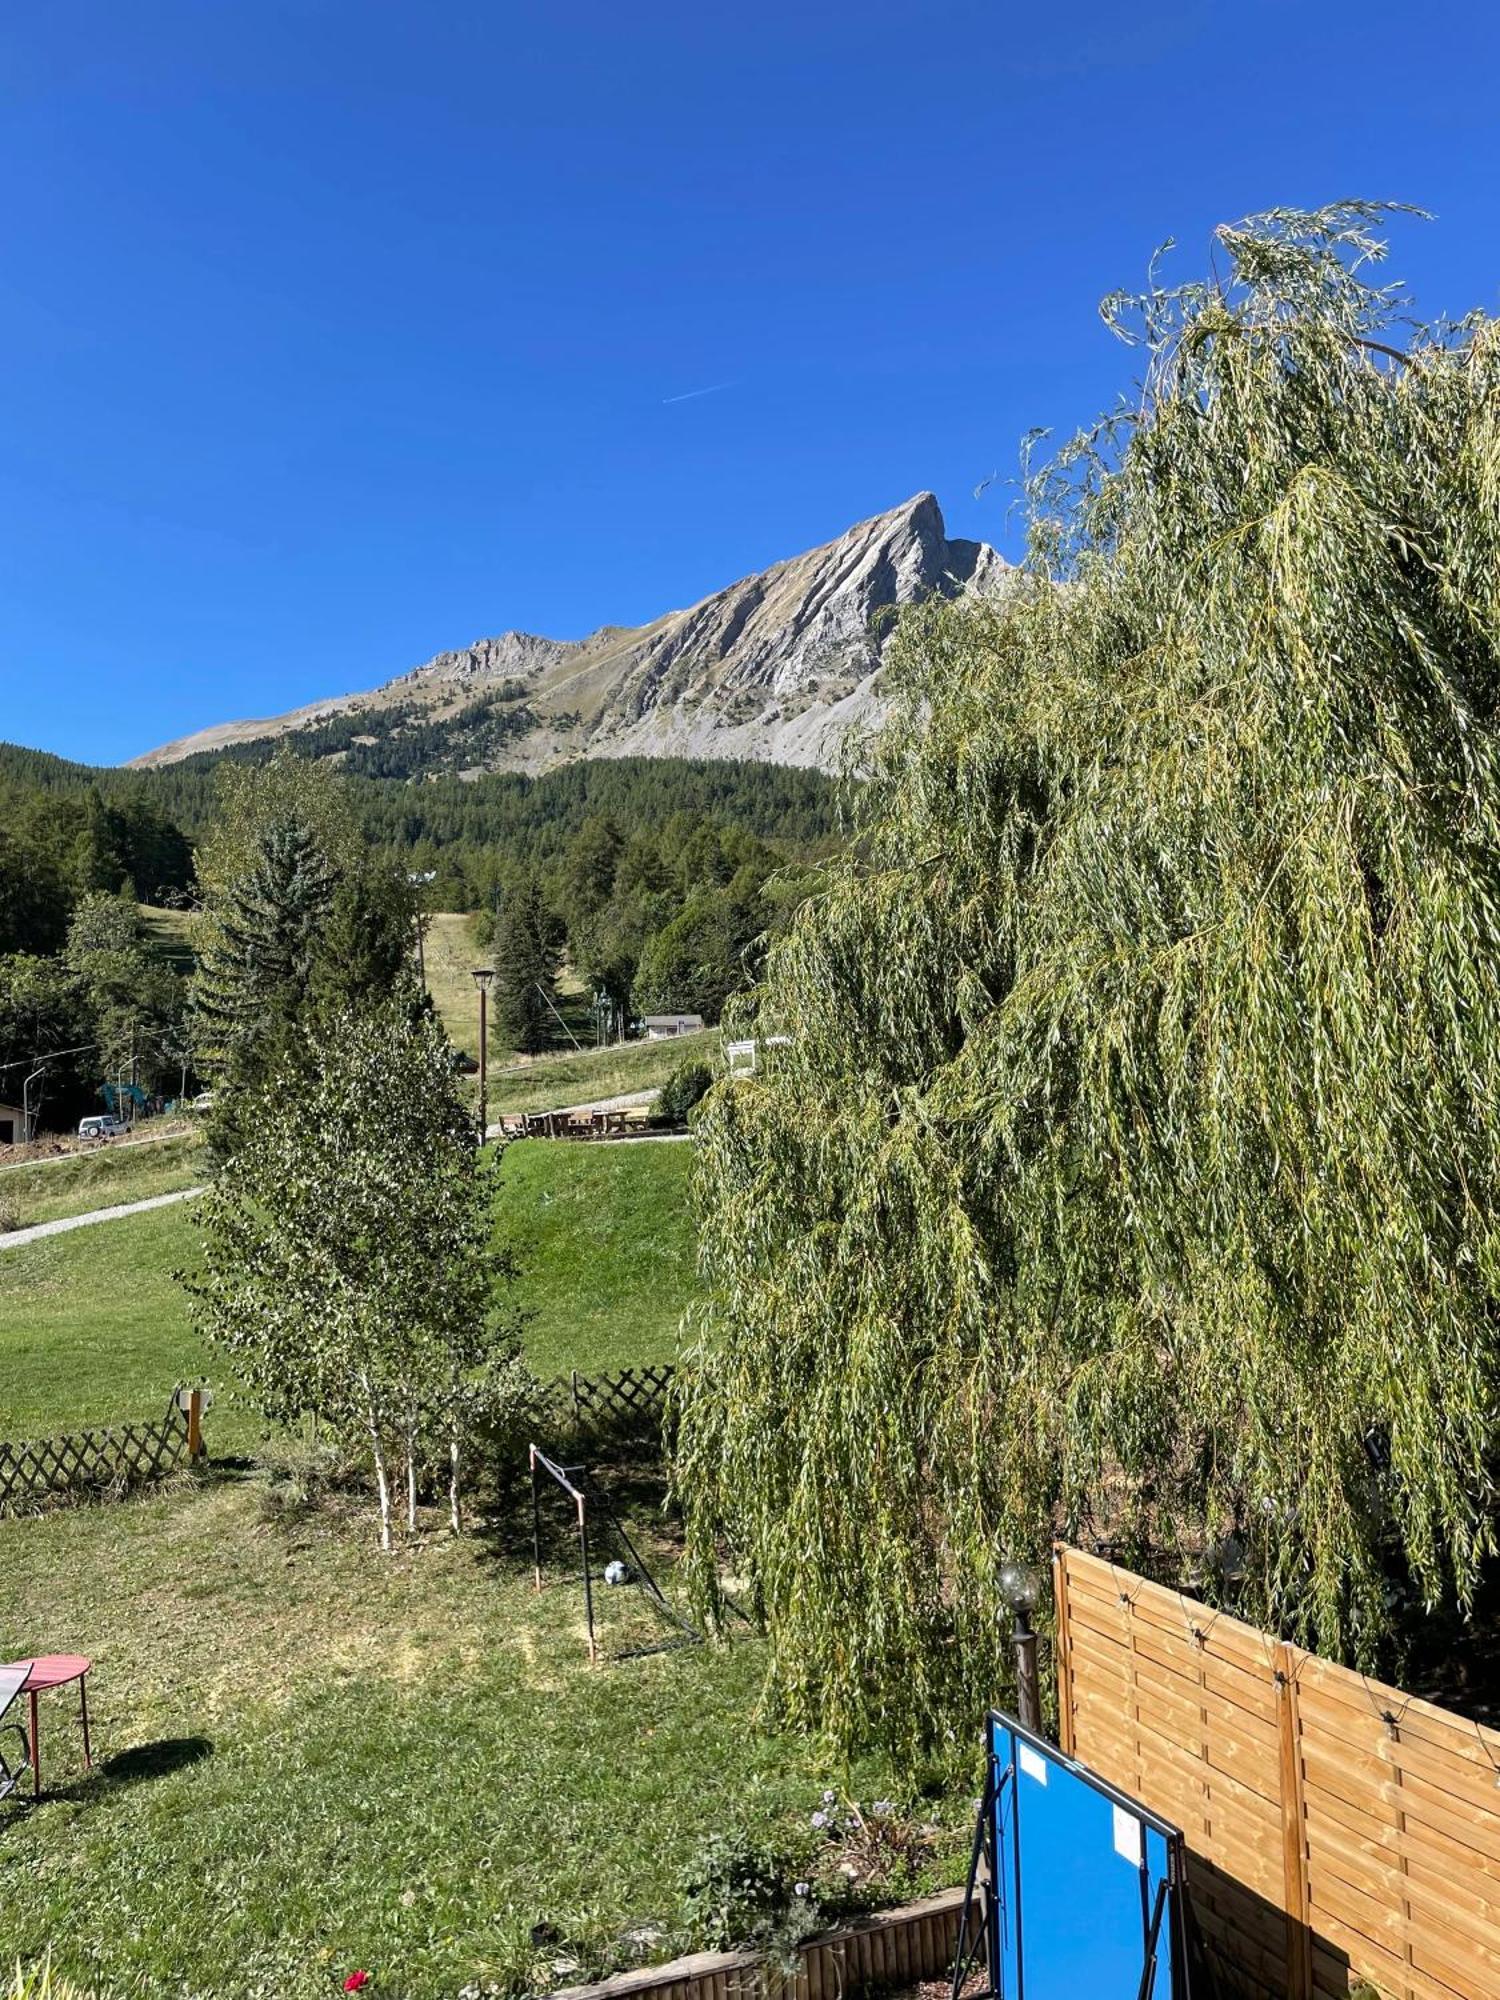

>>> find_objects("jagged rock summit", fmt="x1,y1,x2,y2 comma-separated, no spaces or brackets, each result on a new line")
131,494,1009,776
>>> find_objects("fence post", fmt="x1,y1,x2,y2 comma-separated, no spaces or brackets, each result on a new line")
187,1386,205,1461
1273,1641,1312,2000
1052,1544,1076,1755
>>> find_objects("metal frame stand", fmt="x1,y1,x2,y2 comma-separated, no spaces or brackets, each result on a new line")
950,1759,1001,2000
530,1445,598,1662
528,1442,702,1665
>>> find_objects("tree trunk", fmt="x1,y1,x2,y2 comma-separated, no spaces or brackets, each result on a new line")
449,1427,462,1535
404,1399,420,1531
360,1375,392,1553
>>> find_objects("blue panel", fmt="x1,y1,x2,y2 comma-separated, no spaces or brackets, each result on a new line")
988,1713,1181,2000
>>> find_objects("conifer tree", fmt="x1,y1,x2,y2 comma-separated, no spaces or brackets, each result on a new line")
492,874,561,1054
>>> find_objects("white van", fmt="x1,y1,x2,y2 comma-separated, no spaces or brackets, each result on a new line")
78,1115,128,1142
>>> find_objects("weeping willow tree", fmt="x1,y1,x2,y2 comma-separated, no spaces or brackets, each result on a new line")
673,205,1500,1762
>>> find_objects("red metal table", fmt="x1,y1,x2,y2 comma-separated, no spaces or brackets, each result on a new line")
4,1654,92,1797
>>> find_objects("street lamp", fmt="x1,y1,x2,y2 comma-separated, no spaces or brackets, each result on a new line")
471,967,495,1137
1000,1557,1044,1733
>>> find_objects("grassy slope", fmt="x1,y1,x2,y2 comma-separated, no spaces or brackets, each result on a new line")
496,1139,696,1375
0,1141,697,1440
420,909,485,1059
490,1030,720,1115
0,1203,246,1445
0,1131,206,1230
0,1474,923,1999
135,902,198,973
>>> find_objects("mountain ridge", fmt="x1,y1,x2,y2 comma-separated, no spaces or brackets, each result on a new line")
130,493,1008,777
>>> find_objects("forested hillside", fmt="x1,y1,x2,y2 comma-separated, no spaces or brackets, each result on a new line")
0,742,846,1129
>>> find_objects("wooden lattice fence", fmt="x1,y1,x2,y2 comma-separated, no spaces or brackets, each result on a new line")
0,1368,669,1517
567,1364,674,1432
0,1395,194,1515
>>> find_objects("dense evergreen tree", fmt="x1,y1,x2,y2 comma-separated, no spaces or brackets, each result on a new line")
492,874,562,1055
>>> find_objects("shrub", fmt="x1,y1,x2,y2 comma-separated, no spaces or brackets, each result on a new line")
654,1059,712,1127
677,1830,823,1968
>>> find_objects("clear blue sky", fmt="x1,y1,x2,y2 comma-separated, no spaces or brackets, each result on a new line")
3,0,1498,765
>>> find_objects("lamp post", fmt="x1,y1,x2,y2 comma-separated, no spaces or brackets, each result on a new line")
1000,1558,1044,1734
471,966,495,1138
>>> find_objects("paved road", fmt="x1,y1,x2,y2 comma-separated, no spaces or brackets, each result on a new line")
0,1185,203,1253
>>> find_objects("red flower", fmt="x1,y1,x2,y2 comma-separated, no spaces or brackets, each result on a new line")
343,1976,370,1994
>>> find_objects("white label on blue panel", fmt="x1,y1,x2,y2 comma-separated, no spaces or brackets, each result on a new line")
1112,1805,1143,1864
1018,1743,1048,1786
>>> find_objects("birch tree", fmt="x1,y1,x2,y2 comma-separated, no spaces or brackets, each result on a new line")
186,994,532,1547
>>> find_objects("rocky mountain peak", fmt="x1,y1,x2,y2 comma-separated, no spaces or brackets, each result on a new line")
129,496,1009,776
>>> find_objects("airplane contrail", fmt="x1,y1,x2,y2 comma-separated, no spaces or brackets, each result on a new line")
662,382,734,405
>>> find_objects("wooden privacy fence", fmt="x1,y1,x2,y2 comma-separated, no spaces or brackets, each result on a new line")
0,1386,206,1515
550,1887,964,2000
1055,1543,1500,2000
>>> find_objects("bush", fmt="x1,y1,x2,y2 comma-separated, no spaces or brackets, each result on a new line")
654,1059,712,1127
676,1830,823,1969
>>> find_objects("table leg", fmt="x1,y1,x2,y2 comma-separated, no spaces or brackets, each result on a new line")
79,1673,92,1768
28,1689,40,1798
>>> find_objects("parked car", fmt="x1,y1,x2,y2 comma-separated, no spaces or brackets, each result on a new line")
77,1114,129,1142
189,1090,214,1113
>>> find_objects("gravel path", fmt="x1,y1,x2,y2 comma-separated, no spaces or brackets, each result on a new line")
0,1185,204,1252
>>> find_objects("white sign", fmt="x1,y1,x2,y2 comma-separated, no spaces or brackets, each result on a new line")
1018,1742,1049,1786
1112,1804,1143,1865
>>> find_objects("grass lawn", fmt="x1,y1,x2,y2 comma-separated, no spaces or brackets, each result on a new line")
0,1142,698,1443
0,1472,937,1999
495,1140,697,1376
0,1131,206,1232
0,1203,245,1445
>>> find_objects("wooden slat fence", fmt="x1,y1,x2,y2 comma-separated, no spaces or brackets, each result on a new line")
550,1887,964,2000
0,1397,192,1514
1055,1543,1500,2000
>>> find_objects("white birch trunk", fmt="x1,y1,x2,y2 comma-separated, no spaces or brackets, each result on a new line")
360,1373,392,1553
449,1428,462,1535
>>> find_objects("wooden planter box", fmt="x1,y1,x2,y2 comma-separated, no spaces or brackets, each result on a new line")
549,1888,964,2000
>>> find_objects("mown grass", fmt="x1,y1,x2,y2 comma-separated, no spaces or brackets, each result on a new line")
0,1470,933,2000
0,1132,205,1232
496,1140,696,1375
0,1203,239,1444
0,1142,698,1442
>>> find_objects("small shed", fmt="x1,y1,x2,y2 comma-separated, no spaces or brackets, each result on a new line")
642,1013,706,1040
0,1102,27,1148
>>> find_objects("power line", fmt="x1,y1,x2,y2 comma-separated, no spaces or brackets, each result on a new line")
0,1041,98,1076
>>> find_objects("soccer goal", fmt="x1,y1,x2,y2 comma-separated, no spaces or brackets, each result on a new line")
527,1442,699,1663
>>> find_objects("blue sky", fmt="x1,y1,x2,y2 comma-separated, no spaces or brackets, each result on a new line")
3,0,1498,765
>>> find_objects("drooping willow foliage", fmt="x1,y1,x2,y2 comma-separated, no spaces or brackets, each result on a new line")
673,205,1500,1762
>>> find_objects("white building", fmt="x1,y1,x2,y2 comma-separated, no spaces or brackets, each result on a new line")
642,1013,706,1040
